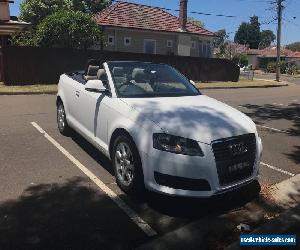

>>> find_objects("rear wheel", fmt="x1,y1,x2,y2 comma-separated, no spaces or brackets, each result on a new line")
57,101,70,135
112,135,144,195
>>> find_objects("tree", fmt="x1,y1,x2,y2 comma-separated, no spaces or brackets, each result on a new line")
234,22,252,46
214,29,228,48
187,17,205,28
249,16,260,49
234,15,261,49
214,29,229,58
20,0,111,26
286,42,300,52
259,30,276,49
32,10,102,49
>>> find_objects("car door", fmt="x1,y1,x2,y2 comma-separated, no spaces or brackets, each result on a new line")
62,73,85,128
73,70,111,152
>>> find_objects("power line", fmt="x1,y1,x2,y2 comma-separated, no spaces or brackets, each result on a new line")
112,0,267,19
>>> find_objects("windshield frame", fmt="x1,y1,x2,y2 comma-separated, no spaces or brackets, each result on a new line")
107,61,201,98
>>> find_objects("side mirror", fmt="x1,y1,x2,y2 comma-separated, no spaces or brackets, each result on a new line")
85,80,106,93
190,80,196,86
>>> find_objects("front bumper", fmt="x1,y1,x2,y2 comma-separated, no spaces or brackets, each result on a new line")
141,136,262,198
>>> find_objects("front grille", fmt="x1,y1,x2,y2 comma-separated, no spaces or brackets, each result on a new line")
154,172,211,191
212,133,256,186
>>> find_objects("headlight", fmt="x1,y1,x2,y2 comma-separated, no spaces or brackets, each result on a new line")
153,133,204,156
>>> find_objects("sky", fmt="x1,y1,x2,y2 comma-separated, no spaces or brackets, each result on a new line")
9,0,300,45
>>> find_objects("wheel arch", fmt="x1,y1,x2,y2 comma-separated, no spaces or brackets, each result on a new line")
56,96,63,106
109,128,134,159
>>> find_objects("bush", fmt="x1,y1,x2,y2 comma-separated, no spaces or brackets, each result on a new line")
232,53,248,67
34,10,102,49
286,65,298,75
266,61,287,74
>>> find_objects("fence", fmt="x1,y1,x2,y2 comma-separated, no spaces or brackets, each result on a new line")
0,46,240,85
0,50,3,82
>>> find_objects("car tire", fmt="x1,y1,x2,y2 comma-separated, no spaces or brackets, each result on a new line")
112,135,144,195
57,101,70,136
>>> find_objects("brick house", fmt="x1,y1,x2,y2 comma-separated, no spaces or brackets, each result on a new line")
0,0,29,47
94,0,216,57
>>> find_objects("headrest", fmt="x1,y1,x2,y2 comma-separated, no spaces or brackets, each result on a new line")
97,69,107,80
132,68,147,83
87,65,100,76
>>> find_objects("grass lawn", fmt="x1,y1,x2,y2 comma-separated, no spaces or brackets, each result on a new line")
0,83,57,94
195,79,288,89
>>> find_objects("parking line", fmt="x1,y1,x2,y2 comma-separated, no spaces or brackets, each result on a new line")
256,124,288,134
260,162,295,177
30,122,157,237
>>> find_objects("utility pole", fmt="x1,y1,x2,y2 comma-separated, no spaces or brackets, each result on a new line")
276,0,283,82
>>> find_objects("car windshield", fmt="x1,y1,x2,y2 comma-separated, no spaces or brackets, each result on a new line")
107,62,201,98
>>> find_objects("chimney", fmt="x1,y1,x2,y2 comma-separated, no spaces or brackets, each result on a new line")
179,0,187,31
0,0,11,22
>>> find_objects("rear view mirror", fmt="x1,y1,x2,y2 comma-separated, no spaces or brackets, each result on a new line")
85,80,106,93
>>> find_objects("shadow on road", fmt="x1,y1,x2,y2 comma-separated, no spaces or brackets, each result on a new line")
0,177,147,250
241,103,300,164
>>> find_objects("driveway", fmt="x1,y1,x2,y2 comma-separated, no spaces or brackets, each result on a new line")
0,85,299,249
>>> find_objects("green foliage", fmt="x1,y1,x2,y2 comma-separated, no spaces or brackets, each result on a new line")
286,65,298,75
214,29,228,48
232,53,248,66
13,11,102,49
33,10,102,49
286,42,300,52
20,0,111,26
10,30,37,46
266,61,287,74
234,16,261,49
187,17,205,28
259,30,276,49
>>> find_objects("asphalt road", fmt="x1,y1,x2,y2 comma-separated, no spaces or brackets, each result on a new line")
0,85,299,249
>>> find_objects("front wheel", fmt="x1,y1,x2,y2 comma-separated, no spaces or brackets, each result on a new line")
57,102,70,135
112,135,144,195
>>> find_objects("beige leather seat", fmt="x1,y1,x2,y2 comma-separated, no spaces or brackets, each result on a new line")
97,69,109,88
131,68,153,92
84,65,100,81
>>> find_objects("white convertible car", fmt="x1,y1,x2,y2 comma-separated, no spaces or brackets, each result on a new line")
57,61,262,197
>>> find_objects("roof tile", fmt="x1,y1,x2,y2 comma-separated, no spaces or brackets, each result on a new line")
95,1,215,36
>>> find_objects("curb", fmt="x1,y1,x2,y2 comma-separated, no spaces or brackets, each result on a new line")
225,205,300,250
225,174,300,250
136,174,300,250
0,91,57,95
270,174,300,210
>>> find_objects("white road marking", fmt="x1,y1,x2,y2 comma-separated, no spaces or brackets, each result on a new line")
260,162,295,177
30,122,157,237
256,124,288,134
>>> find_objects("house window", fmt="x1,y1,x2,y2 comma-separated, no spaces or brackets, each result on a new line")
167,40,173,48
199,41,211,58
108,35,114,45
144,39,156,54
124,37,131,46
191,41,196,49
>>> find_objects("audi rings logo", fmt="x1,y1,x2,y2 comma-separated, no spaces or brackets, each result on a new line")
229,142,248,156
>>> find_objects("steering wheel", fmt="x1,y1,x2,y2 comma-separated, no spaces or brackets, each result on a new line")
118,82,132,92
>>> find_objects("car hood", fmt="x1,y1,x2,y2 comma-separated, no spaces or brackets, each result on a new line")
121,95,256,144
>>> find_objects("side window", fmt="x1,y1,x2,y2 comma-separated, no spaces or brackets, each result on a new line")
191,41,196,49
167,40,173,48
124,37,131,46
108,35,115,45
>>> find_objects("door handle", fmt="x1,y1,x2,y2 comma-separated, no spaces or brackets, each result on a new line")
75,90,80,97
